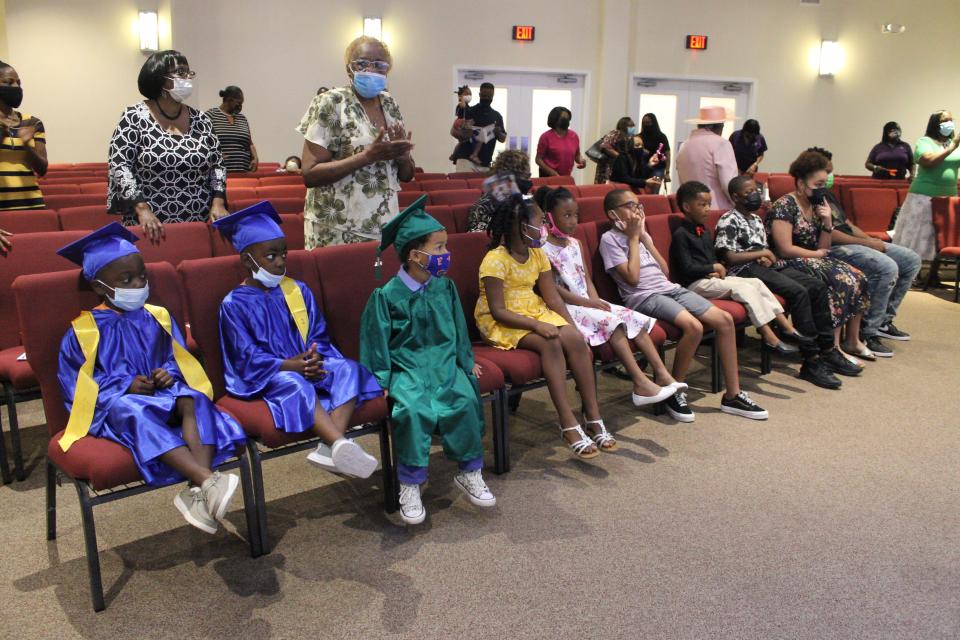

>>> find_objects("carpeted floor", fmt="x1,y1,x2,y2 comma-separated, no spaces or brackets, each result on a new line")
1,289,958,639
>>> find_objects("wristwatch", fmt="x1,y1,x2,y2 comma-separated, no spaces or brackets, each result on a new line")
822,225,834,232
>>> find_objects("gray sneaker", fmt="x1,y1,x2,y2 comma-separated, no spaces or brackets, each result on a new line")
201,471,240,522
174,486,218,534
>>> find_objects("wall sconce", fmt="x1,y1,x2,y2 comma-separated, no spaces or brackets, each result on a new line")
363,17,382,40
138,11,159,52
818,40,843,77
881,23,906,34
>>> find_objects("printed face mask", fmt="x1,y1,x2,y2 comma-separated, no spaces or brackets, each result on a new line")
246,254,285,288
522,222,544,248
413,250,451,277
97,281,150,311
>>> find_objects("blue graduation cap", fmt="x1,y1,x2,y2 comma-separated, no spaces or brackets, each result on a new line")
211,201,284,253
56,222,140,281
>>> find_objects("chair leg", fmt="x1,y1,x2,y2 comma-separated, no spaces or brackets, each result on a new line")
760,336,772,375
46,459,57,540
378,420,399,514
954,259,959,303
710,339,721,394
924,256,941,290
236,452,261,558
492,389,507,475
245,441,269,555
0,403,10,485
3,383,24,481
502,390,513,473
74,481,105,612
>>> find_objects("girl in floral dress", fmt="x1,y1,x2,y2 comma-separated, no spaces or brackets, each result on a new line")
767,151,870,368
536,187,682,408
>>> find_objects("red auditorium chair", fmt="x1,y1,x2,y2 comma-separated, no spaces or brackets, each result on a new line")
668,193,679,212
179,252,395,550
576,197,608,223
398,181,422,191
767,175,795,201
636,195,672,216
419,179,469,192
412,172,447,181
227,187,258,203
0,209,60,233
39,176,103,185
449,204,472,233
848,188,898,240
71,162,108,170
466,177,486,189
929,196,960,301
128,221,213,266
57,206,114,231
429,189,481,206
256,185,306,200
575,184,622,199
78,182,108,195
38,184,81,195
256,175,305,186
531,175,576,188
226,177,259,189
209,213,305,256
231,197,304,214
399,191,429,207
43,194,108,210
446,172,479,179
424,205,457,233
0,231,86,482
897,188,909,206
13,263,258,611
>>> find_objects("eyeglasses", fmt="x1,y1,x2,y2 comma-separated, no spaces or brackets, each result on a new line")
614,201,644,212
351,59,390,73
167,69,196,79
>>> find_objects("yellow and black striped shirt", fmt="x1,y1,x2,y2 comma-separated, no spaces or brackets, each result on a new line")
0,111,46,211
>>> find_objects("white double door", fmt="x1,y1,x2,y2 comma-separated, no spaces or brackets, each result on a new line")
627,77,753,192
456,68,587,181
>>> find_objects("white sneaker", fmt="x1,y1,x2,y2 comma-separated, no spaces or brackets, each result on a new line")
330,438,379,478
399,483,426,525
306,442,337,472
200,471,240,522
453,469,497,507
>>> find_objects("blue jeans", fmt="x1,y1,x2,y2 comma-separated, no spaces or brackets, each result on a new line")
829,242,921,336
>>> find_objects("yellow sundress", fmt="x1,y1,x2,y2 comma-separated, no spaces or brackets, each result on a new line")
474,245,568,349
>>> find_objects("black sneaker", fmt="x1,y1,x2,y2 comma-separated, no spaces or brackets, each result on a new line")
865,336,893,358
799,358,842,389
877,322,910,341
663,390,695,423
821,348,862,377
720,391,769,420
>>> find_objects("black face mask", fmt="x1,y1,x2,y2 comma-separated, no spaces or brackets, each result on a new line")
557,117,570,130
742,191,763,212
809,187,829,206
0,86,23,108
478,98,493,107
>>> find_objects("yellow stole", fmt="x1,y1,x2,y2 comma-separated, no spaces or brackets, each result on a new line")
279,276,309,346
58,305,214,452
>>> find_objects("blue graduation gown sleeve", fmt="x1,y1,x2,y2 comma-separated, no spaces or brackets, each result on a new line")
219,292,285,398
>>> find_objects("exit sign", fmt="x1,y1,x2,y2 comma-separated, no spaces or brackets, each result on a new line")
513,25,535,41
686,34,708,50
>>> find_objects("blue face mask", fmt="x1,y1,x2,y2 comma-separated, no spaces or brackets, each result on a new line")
940,121,955,138
626,126,637,136
353,71,387,99
414,250,451,277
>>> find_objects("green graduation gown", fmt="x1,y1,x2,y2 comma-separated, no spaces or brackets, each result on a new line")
360,274,485,468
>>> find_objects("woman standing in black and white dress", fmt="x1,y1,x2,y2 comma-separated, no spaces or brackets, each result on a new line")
205,86,258,173
107,50,228,242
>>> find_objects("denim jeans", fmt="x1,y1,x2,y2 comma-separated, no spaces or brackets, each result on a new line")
829,242,921,336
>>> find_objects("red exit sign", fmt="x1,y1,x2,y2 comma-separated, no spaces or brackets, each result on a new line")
686,34,708,50
513,25,535,41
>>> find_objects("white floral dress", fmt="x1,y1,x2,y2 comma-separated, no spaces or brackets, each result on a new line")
542,238,656,346
296,87,405,248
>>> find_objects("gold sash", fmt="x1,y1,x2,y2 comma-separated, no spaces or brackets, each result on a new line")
58,305,213,452
279,277,309,346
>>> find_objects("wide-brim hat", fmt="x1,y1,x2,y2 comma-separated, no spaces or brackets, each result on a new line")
685,106,742,124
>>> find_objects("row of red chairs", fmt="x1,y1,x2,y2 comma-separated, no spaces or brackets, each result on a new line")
929,196,960,302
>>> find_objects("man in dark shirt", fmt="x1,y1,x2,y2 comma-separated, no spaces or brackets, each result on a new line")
729,119,768,175
451,82,506,172
670,180,799,356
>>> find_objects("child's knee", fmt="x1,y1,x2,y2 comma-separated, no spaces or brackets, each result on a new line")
677,313,703,338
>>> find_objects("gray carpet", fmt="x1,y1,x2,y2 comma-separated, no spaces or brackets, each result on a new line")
1,289,958,639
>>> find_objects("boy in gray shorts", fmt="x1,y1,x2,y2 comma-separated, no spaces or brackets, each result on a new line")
598,189,768,422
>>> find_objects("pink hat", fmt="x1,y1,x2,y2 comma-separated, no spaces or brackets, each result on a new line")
685,106,741,124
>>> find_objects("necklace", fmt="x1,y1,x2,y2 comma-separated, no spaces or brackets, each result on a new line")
156,100,182,120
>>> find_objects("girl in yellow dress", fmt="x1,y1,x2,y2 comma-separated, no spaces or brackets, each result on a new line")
475,195,609,459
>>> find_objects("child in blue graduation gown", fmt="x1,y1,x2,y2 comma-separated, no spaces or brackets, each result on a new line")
214,202,383,478
360,195,496,526
56,223,246,534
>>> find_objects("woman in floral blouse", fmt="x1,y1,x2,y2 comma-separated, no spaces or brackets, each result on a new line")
767,150,871,365
296,36,415,248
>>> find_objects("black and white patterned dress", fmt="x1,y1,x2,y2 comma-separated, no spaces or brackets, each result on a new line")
107,102,226,225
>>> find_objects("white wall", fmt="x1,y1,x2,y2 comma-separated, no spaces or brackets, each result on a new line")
3,0,960,175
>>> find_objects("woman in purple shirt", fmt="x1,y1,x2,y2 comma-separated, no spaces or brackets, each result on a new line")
865,122,915,180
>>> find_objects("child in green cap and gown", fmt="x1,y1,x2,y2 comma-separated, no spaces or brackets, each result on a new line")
360,195,496,525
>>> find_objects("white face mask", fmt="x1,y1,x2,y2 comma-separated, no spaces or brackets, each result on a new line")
165,77,193,103
96,281,150,311
246,253,285,288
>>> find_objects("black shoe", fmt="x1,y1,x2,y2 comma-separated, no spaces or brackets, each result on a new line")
877,322,910,341
821,348,862,377
764,341,800,355
663,390,695,423
799,358,842,389
778,329,816,348
864,336,893,358
720,391,769,420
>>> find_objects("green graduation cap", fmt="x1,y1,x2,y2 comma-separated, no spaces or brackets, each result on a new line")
375,194,444,278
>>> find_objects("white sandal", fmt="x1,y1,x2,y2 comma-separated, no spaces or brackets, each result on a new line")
559,425,599,459
584,418,618,452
